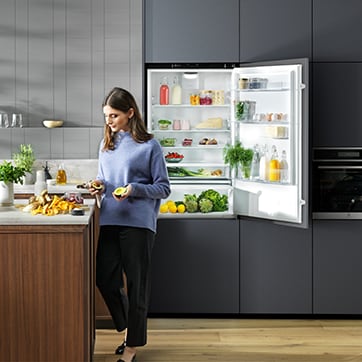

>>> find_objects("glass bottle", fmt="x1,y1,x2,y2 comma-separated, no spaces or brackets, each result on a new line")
34,170,47,196
56,163,67,185
171,76,182,104
259,144,269,181
250,144,260,180
269,145,280,182
43,161,52,180
280,150,289,183
159,76,169,105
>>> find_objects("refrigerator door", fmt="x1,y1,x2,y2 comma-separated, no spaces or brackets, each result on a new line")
231,58,309,228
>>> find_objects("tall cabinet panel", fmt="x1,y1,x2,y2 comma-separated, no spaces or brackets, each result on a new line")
313,63,362,147
144,0,239,63
240,218,312,314
313,0,362,61
149,219,239,314
313,220,362,314
239,0,312,62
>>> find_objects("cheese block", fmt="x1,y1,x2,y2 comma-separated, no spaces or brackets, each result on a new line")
266,126,288,139
195,117,223,129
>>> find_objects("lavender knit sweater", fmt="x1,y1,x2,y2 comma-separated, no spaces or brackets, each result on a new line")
96,131,170,232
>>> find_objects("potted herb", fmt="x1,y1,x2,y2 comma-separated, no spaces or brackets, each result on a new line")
13,144,36,184
223,141,253,179
0,160,26,206
239,146,254,179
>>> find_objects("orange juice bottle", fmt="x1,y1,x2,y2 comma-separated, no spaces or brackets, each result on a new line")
56,163,67,185
269,146,280,182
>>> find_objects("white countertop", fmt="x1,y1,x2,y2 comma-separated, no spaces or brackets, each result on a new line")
0,199,95,225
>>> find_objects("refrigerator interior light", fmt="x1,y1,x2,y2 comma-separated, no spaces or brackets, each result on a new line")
183,72,199,79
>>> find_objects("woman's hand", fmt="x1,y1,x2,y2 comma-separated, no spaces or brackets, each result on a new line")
88,180,104,196
112,184,132,202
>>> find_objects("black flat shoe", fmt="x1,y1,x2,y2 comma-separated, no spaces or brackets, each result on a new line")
117,355,136,362
115,341,126,355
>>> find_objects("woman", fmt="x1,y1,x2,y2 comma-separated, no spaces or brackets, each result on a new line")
91,87,171,362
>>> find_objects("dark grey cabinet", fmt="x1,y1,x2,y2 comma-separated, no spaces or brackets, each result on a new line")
240,218,312,314
313,220,362,314
144,0,239,63
313,63,362,147
313,0,362,61
149,218,239,314
239,0,312,62
144,0,312,64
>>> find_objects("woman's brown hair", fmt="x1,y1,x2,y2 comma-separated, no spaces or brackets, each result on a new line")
102,87,153,151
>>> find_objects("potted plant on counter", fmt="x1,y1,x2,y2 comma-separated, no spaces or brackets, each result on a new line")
13,144,36,184
0,160,26,206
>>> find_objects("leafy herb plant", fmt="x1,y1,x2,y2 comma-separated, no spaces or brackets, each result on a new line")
0,160,26,184
223,141,254,178
13,144,35,173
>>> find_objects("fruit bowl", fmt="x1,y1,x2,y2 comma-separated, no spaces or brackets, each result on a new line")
165,152,184,163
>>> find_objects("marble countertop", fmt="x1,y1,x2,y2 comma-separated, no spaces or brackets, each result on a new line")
0,199,95,225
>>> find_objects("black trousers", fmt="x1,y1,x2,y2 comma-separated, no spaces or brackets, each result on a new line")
96,225,155,347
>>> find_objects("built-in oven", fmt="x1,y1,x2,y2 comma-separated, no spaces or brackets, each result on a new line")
313,147,362,219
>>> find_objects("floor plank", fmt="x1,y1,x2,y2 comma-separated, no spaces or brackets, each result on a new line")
94,318,362,362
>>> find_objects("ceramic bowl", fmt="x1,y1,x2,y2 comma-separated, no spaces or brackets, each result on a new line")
43,120,64,128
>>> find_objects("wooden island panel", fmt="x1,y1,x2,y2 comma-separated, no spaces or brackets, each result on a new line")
0,220,95,362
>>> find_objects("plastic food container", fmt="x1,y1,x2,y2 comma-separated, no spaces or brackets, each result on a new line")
248,78,268,89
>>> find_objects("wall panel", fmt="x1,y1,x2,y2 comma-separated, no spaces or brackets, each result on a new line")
0,0,142,159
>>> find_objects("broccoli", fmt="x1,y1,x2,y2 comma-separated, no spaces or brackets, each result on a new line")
184,194,198,213
198,198,213,213
197,189,228,212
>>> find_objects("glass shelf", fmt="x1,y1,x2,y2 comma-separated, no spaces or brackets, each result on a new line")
152,104,230,108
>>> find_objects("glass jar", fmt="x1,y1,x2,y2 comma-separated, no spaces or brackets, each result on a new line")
189,93,200,105
199,90,213,105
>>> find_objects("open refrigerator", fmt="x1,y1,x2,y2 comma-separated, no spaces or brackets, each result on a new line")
146,59,309,228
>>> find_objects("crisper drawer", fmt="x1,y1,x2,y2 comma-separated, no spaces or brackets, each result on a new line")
158,182,234,218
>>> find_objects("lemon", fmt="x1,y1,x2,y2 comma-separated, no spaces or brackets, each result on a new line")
159,204,168,213
167,200,176,207
177,204,186,213
168,204,177,213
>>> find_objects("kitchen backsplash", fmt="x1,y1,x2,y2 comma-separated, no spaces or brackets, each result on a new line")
3,159,99,188
0,128,103,160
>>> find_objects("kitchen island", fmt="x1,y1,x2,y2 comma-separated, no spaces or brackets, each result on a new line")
0,200,96,362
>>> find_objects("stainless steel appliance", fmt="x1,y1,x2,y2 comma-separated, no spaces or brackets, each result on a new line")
313,147,362,219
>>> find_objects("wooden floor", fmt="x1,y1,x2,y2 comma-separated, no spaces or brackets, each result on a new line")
93,318,362,362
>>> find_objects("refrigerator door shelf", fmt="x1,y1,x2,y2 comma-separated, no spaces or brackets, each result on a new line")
233,180,303,224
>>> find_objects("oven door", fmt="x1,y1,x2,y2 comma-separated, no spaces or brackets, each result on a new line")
313,164,362,219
